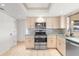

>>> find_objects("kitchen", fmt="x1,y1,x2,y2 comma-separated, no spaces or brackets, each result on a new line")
0,3,79,56
25,16,66,56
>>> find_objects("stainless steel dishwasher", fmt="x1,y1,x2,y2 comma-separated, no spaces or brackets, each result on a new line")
66,39,79,56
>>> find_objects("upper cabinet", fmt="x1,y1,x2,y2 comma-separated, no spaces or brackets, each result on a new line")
26,17,62,29
26,17,37,28
26,17,31,28
46,17,60,28
60,16,66,29
26,17,46,28
70,14,79,20
46,17,53,28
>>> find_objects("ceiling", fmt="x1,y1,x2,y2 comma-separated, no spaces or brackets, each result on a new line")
24,3,50,10
0,3,28,19
0,3,79,19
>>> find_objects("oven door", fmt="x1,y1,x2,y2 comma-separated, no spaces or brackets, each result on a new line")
35,37,47,42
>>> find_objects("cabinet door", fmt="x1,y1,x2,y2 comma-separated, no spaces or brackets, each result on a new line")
26,18,31,28
46,17,53,28
47,35,56,48
60,37,66,56
26,17,37,28
46,17,60,28
57,36,66,56
30,18,35,28
25,36,34,49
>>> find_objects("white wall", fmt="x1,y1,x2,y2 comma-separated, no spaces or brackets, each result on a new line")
16,19,26,41
0,11,17,54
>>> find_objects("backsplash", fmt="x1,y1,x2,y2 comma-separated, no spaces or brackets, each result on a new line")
25,28,65,36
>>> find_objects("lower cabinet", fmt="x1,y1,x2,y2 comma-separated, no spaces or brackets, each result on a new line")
57,35,66,56
25,35,66,56
25,35,57,49
47,35,56,48
25,36,34,49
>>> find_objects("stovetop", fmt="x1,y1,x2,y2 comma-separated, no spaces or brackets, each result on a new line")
35,32,47,35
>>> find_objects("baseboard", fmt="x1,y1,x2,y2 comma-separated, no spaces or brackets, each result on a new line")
0,44,17,56
0,47,10,55
47,48,56,49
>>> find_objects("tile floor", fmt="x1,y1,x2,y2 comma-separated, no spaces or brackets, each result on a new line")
1,41,61,56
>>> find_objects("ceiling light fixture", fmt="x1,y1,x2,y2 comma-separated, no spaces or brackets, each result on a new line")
1,4,5,6
36,17,45,23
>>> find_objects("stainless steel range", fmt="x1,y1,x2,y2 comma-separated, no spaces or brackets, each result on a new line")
34,22,47,50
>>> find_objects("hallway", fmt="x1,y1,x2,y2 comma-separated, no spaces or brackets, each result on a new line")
1,40,61,56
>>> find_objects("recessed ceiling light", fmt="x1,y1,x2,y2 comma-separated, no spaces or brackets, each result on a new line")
1,4,5,6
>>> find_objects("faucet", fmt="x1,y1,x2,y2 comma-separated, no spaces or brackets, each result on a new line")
70,33,74,37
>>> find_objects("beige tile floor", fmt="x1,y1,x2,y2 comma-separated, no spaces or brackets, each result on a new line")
1,41,61,56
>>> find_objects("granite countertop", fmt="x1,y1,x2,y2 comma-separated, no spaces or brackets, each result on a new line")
66,37,79,43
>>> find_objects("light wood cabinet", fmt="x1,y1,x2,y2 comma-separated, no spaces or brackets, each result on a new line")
70,13,79,20
26,17,60,28
60,16,66,28
57,36,66,56
47,35,56,48
30,17,36,28
46,17,53,28
26,18,31,28
26,17,37,28
25,36,34,48
46,17,60,28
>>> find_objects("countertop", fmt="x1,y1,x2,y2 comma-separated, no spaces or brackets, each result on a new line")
66,37,79,43
25,33,65,39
